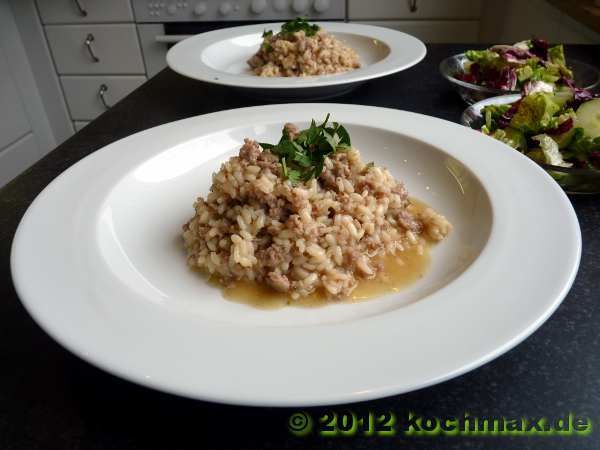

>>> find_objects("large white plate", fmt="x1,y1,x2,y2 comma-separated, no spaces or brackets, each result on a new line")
166,22,426,99
11,104,580,406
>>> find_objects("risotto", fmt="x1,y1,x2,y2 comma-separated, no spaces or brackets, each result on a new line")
247,18,360,77
182,118,451,300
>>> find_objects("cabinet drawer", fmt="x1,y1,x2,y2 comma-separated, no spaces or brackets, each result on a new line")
349,0,482,20
61,76,146,120
45,24,145,74
36,0,134,24
358,20,480,43
37,0,133,23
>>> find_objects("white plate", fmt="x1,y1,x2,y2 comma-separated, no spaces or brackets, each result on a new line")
11,104,580,406
166,22,426,99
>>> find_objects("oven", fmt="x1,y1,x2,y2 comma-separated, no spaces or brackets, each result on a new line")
132,0,348,77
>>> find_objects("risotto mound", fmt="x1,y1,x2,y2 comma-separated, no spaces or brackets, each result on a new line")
247,20,360,77
182,120,451,300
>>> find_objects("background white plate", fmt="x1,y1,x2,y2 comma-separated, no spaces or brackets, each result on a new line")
166,22,426,99
11,104,580,406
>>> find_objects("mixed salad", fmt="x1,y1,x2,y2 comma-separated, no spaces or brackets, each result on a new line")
456,38,573,91
480,81,600,174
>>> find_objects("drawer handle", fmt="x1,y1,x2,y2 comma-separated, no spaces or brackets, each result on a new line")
99,84,111,109
408,0,418,12
73,0,88,16
85,34,99,62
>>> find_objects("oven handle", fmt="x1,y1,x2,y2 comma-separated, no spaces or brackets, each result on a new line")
155,35,194,43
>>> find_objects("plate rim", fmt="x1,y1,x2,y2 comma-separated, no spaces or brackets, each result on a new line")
10,104,581,406
166,22,427,89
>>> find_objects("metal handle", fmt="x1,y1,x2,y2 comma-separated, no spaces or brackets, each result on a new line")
85,33,99,62
99,84,110,109
73,0,88,16
408,0,418,12
155,34,194,43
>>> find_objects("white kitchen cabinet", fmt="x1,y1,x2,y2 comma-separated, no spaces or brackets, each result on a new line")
36,0,134,24
0,40,35,186
0,1,57,188
61,75,146,120
73,121,90,131
348,0,482,20
0,46,31,149
136,24,168,78
35,2,148,139
0,134,41,188
358,20,480,43
45,24,145,74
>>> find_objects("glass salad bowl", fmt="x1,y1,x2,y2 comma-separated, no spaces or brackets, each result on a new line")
461,94,600,195
441,53,600,104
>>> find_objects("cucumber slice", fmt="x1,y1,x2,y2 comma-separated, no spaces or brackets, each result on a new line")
576,98,600,139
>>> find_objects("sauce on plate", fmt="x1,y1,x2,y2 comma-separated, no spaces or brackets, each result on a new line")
221,243,430,309
203,198,436,309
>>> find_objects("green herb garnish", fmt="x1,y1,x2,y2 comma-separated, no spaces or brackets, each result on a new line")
261,18,320,40
260,29,274,52
260,19,320,53
260,114,351,185
281,17,320,36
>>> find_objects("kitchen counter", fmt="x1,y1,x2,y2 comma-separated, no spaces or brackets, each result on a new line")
1,44,599,450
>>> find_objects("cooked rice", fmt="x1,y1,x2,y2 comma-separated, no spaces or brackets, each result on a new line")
182,133,451,300
247,29,360,77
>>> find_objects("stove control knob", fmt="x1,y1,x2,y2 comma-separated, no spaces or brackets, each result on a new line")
219,1,232,15
292,0,309,13
313,0,329,12
273,0,288,11
193,2,207,15
251,0,267,13
167,3,178,14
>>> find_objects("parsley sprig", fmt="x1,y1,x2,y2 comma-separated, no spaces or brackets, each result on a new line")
280,17,320,37
261,18,320,45
260,114,351,185
260,29,274,52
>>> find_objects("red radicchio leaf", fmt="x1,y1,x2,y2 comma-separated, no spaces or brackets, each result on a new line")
546,117,574,135
501,48,535,62
572,89,596,107
489,67,517,91
456,72,477,84
560,77,599,109
530,38,550,60
497,99,522,128
455,63,480,84
561,77,576,89
522,81,537,96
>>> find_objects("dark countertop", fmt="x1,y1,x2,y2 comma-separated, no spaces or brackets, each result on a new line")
1,44,599,450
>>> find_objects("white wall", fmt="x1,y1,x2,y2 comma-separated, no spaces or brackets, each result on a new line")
480,0,600,43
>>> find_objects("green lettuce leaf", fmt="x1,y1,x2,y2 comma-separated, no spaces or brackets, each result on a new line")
510,92,561,133
465,49,500,69
491,127,527,151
